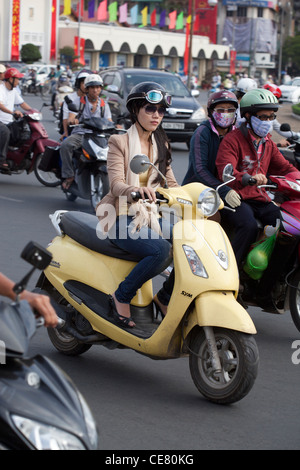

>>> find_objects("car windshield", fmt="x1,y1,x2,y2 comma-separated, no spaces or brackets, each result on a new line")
292,79,300,87
124,73,190,98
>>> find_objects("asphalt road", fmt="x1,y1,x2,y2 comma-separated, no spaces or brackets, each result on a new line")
0,94,299,452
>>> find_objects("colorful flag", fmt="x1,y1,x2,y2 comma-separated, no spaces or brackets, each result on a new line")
169,10,177,30
119,3,128,23
97,0,107,21
176,12,184,30
159,10,166,28
141,6,148,27
151,8,156,27
184,15,191,76
50,0,57,60
80,38,85,65
11,0,20,61
130,5,138,25
108,1,118,22
77,0,84,18
88,0,95,18
74,36,85,65
63,0,71,15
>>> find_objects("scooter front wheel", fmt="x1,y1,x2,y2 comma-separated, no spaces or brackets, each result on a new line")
48,326,92,356
34,154,61,187
189,328,259,404
289,269,300,333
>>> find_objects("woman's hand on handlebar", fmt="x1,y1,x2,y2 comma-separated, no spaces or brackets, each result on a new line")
135,187,157,202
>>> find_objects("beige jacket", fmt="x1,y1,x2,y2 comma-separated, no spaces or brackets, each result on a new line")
96,131,178,228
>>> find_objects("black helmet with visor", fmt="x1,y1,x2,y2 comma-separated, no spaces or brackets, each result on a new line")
126,82,172,113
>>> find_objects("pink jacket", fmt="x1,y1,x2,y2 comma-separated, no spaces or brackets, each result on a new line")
216,124,299,202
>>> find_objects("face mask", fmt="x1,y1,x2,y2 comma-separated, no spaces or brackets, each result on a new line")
250,115,273,137
212,111,236,128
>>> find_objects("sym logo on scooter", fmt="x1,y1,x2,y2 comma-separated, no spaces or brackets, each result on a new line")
181,290,193,298
291,340,300,365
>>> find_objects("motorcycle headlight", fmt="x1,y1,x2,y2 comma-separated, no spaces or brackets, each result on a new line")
12,415,86,450
28,112,42,121
183,245,208,278
287,180,300,191
197,188,220,217
191,106,206,121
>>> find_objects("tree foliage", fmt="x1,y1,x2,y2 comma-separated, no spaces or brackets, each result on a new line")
20,43,41,63
282,33,300,75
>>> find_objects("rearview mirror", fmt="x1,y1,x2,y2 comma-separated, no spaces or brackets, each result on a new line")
21,241,52,270
130,154,151,174
222,163,234,183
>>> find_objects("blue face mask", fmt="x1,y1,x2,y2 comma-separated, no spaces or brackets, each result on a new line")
250,115,273,137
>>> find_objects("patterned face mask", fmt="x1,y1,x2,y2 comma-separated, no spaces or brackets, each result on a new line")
212,110,236,128
250,115,273,137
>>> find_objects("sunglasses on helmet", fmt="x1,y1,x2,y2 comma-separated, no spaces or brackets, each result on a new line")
144,90,172,107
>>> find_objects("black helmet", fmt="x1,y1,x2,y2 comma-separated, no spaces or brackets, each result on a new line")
126,82,172,113
207,90,238,113
74,68,92,88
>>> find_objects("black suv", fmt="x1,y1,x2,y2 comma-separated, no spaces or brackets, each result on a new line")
99,67,206,147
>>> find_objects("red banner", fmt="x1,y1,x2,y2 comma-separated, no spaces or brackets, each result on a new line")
74,36,85,65
194,0,217,44
11,0,20,60
50,0,57,60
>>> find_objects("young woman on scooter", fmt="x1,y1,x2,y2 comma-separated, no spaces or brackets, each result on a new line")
96,82,179,328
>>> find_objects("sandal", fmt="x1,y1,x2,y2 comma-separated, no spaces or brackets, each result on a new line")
109,295,135,328
62,177,74,190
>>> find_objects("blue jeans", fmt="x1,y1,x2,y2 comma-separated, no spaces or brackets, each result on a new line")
110,216,173,304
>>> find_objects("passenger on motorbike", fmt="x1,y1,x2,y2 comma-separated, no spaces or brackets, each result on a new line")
96,82,179,327
60,73,112,190
216,88,300,307
182,90,240,215
0,271,58,327
0,68,32,171
60,68,91,139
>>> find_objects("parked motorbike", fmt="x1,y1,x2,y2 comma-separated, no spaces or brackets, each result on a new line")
2,105,61,187
53,84,74,119
225,165,300,333
278,123,300,170
0,241,98,450
35,155,259,405
20,77,41,96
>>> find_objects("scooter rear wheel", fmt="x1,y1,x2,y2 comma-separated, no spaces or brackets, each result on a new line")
189,327,259,404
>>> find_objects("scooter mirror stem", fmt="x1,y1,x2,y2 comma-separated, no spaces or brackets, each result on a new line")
13,266,36,297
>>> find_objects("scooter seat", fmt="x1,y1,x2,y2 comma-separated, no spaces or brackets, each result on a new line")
60,211,142,262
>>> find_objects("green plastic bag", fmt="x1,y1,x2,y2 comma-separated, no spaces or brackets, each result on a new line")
243,231,277,280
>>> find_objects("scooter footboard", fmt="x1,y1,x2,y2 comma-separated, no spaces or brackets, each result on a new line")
194,291,256,334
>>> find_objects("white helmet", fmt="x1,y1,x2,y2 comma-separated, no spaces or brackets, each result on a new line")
0,64,6,73
236,78,257,94
84,74,103,88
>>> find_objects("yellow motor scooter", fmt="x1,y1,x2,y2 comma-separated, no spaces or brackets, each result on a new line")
37,156,259,404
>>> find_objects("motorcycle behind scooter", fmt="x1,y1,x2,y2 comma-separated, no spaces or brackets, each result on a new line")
3,105,61,187
278,123,300,170
39,116,117,210
0,241,98,450
36,156,259,405
225,165,300,333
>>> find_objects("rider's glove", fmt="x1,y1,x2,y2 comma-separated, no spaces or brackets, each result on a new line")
225,190,241,208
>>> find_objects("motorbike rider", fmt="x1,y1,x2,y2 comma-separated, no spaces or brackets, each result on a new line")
235,77,258,126
60,73,112,190
215,88,300,308
96,82,179,327
182,90,240,214
0,68,31,171
0,271,58,327
60,68,92,140
0,64,6,84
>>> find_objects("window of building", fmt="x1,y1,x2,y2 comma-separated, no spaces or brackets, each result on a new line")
29,7,34,19
237,6,247,17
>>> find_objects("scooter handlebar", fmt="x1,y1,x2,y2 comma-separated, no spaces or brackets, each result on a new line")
130,191,167,202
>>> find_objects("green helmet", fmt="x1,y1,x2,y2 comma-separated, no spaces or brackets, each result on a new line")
240,88,278,117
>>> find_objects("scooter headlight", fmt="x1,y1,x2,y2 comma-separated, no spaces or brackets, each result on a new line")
197,188,220,217
11,415,86,450
28,112,42,120
77,391,98,449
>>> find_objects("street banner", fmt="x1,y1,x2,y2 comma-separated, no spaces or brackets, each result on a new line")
50,0,57,60
11,0,20,61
